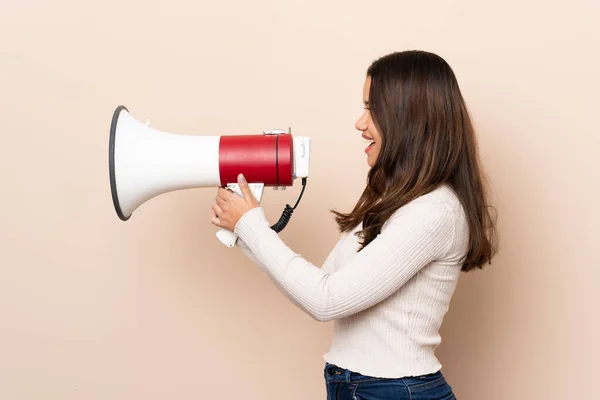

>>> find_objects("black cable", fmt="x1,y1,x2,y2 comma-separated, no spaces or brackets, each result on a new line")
270,178,307,233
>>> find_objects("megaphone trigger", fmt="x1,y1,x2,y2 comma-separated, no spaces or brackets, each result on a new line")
225,182,265,202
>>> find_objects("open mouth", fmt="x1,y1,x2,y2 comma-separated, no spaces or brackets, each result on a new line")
365,140,375,153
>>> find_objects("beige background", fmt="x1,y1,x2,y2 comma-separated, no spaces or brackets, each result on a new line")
1,0,598,399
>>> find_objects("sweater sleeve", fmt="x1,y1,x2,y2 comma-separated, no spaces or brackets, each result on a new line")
234,193,456,322
236,230,348,316
237,231,345,274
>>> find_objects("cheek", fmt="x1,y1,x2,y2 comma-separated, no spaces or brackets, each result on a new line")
367,119,375,131
374,142,382,157
368,121,381,141
372,141,382,163
368,142,381,163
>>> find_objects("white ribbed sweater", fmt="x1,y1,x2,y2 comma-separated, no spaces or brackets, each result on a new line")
234,184,469,378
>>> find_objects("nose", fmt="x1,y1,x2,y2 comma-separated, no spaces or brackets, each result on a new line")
355,111,368,131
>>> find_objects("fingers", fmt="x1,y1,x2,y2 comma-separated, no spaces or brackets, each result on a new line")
217,190,234,208
237,174,253,199
217,187,233,202
211,205,222,227
212,203,222,217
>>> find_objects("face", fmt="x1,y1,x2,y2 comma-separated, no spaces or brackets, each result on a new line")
355,76,382,167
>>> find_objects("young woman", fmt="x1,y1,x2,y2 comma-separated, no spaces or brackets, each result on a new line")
212,50,498,400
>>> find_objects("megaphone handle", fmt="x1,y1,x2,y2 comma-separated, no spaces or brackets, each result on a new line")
216,229,239,248
216,183,265,248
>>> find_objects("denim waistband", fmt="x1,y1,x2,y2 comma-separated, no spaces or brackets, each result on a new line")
324,362,444,385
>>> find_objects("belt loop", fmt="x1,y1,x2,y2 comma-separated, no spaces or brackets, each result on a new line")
345,367,352,384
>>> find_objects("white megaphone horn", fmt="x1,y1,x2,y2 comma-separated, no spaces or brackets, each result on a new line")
108,105,311,248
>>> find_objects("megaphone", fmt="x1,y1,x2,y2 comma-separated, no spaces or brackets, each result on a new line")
108,105,311,247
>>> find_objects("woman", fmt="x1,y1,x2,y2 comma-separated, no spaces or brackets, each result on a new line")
211,50,498,400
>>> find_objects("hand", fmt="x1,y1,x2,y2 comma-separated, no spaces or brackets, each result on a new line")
211,174,260,232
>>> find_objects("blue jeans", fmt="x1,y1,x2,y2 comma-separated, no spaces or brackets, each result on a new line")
324,363,456,400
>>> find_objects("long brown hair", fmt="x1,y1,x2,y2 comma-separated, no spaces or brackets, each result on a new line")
331,50,498,272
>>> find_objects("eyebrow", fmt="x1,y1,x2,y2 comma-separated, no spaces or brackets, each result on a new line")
363,100,369,105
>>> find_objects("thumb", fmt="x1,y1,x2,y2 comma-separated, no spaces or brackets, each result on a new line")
238,174,253,199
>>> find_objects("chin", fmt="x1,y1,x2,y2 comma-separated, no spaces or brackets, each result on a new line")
367,154,377,167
